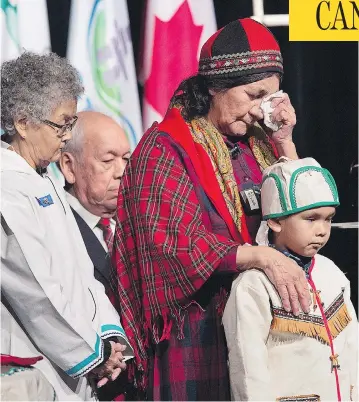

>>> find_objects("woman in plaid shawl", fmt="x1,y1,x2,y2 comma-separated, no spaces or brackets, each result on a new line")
111,19,311,401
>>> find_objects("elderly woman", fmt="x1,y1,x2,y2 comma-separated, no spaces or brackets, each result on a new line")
1,52,133,401
112,19,311,401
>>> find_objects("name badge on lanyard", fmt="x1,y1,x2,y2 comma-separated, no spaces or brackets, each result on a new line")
239,184,261,215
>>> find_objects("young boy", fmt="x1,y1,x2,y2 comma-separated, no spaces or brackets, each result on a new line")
223,157,358,401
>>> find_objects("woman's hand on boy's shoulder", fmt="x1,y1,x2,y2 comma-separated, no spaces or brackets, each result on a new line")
236,245,310,316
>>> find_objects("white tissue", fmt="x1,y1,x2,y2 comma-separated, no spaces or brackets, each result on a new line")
260,90,284,132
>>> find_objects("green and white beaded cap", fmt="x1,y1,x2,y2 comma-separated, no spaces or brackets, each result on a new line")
261,157,340,220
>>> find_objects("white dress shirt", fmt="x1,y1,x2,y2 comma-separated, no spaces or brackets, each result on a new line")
65,191,115,253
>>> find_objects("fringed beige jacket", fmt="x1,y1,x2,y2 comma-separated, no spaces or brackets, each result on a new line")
223,254,358,401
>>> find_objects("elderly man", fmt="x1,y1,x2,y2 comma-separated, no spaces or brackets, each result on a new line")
59,111,130,294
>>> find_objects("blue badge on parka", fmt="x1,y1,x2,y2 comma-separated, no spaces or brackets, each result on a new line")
36,194,54,207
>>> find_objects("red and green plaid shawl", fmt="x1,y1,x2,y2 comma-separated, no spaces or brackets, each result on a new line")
111,108,276,392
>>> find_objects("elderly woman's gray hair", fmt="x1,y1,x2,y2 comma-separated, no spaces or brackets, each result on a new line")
1,51,84,136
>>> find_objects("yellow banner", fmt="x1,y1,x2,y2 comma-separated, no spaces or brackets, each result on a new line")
289,0,359,41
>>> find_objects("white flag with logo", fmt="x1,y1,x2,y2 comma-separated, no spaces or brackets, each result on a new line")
1,0,51,62
141,0,217,131
67,0,143,151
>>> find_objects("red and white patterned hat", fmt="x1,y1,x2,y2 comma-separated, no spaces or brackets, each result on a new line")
198,18,283,79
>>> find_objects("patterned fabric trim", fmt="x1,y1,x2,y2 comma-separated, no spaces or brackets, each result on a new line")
271,290,352,345
0,366,32,377
65,335,104,378
276,394,320,401
189,116,276,239
199,50,283,76
100,324,126,339
263,201,341,220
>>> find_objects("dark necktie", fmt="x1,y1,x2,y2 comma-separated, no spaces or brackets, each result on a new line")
98,218,114,254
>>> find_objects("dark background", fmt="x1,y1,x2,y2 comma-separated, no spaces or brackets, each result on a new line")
46,0,358,310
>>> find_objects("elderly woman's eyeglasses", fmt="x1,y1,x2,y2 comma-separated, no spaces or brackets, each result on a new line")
41,116,78,138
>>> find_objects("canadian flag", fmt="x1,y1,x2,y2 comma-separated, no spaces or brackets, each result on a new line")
141,0,217,131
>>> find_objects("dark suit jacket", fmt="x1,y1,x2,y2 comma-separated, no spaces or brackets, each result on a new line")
71,207,111,294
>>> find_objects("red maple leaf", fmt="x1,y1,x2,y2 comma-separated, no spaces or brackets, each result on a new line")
144,0,204,117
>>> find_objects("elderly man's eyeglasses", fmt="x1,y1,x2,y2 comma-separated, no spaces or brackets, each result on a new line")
41,116,78,137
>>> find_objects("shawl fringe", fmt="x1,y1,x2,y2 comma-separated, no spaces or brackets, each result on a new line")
135,301,206,391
